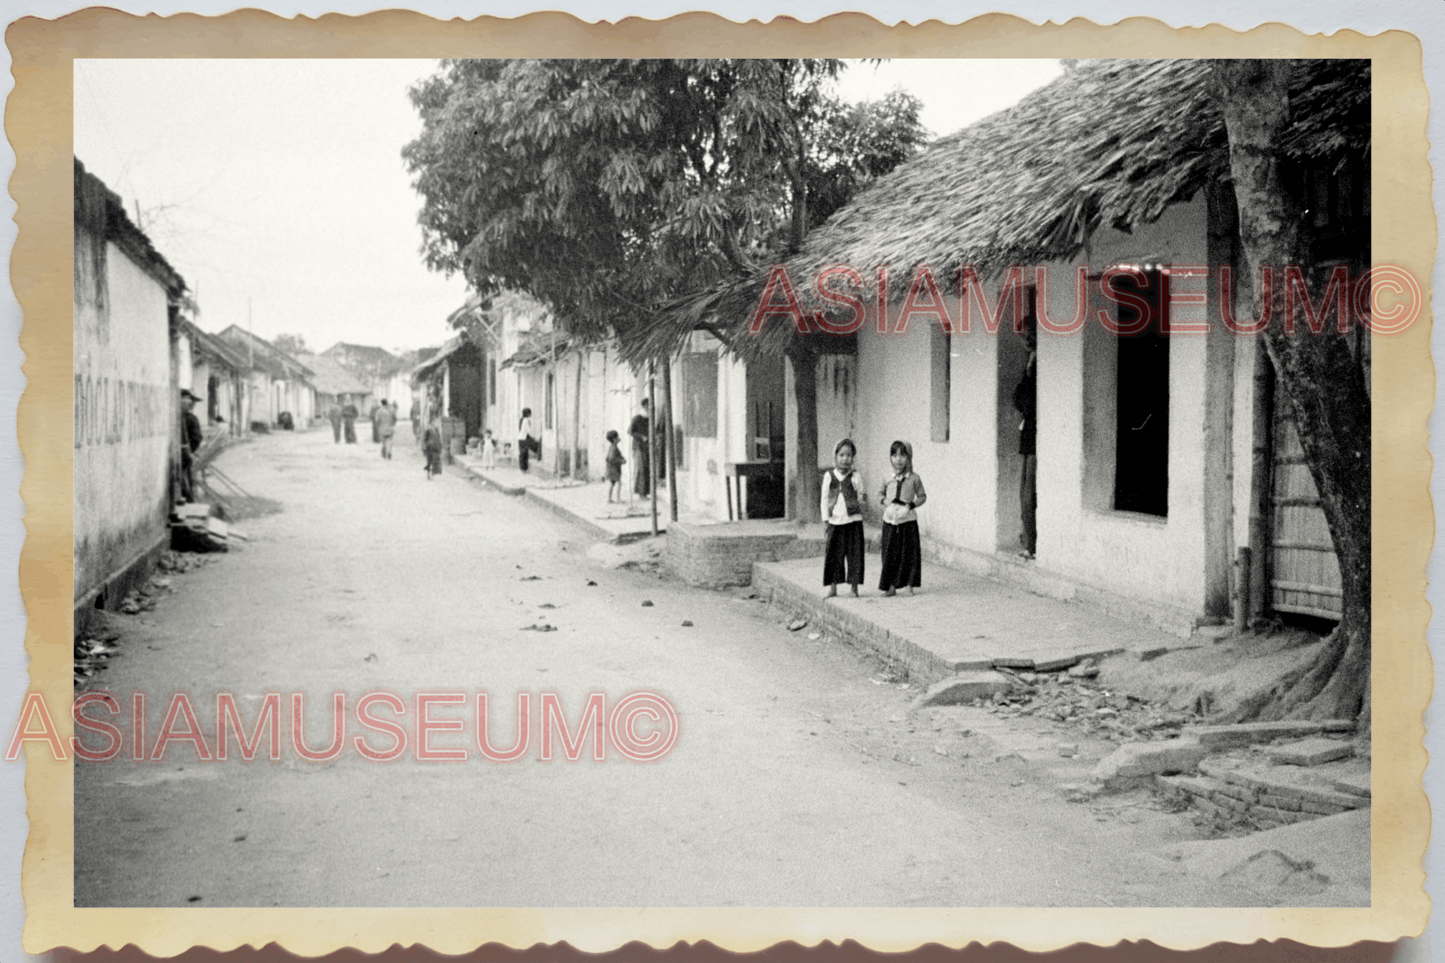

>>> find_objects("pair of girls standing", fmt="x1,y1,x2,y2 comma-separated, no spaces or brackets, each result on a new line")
820,439,927,598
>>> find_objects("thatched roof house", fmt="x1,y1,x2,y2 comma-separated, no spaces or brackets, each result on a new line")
696,58,1368,358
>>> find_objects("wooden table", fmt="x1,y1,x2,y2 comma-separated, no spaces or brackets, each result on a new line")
724,460,783,520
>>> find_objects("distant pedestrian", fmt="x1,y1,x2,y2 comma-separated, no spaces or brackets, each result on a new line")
375,399,397,460
821,438,864,598
410,400,420,439
877,440,927,597
629,398,651,497
518,408,537,473
423,415,444,479
604,430,626,503
341,401,359,443
327,401,342,443
480,428,497,469
370,401,381,443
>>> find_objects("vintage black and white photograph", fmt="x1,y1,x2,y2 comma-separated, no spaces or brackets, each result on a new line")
70,55,1376,909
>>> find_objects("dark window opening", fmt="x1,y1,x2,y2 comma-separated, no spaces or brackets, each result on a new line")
1113,269,1169,517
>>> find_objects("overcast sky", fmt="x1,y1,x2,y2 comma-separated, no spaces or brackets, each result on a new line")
73,58,1059,353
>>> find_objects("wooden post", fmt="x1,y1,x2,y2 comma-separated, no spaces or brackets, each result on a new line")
1234,547,1252,632
662,355,678,523
648,364,658,536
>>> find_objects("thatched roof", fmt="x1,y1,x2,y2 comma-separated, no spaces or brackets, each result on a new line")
669,58,1369,362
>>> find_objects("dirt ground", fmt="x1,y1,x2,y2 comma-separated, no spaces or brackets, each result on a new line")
73,427,1322,908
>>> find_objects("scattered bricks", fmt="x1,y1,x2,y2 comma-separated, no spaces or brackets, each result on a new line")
1214,781,1259,804
1289,783,1368,811
1211,791,1250,814
1091,738,1209,789
912,671,1015,709
1189,720,1355,749
1298,797,1353,817
1191,796,1227,820
1333,773,1371,798
1264,737,1354,767
1258,792,1303,812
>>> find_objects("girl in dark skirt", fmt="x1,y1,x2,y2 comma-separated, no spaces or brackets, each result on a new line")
821,438,865,598
878,440,927,596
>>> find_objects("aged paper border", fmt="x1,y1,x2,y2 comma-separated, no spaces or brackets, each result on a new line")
7,9,1433,956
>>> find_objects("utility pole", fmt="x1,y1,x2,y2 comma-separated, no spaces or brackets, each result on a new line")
648,363,658,537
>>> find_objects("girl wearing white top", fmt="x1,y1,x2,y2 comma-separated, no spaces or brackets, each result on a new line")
820,438,865,598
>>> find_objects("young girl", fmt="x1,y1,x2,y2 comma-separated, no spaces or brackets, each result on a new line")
820,438,865,598
878,440,927,596
604,430,627,503
480,428,498,469
423,416,444,479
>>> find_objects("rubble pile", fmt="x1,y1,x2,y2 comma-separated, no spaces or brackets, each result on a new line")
74,630,120,684
972,659,1202,741
170,503,233,552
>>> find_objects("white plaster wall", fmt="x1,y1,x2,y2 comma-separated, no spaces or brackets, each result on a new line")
853,302,998,547
74,236,174,602
1040,195,1214,614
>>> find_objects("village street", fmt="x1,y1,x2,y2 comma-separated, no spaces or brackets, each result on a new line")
75,427,1290,908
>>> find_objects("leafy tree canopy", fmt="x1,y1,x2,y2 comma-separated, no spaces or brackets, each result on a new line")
404,59,927,356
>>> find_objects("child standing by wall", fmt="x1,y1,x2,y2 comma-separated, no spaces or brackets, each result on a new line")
821,438,865,598
604,430,627,503
878,440,927,596
480,428,498,469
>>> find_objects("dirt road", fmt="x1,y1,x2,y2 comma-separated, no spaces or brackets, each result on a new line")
75,427,1231,907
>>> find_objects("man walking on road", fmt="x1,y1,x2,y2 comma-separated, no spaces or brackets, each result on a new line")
178,389,203,502
327,401,343,443
375,399,397,460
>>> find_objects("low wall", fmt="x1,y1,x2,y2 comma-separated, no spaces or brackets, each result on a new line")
664,521,823,589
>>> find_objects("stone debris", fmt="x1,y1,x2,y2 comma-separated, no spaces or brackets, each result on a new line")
1091,738,1209,789
912,671,1015,708
1332,773,1370,799
1264,737,1354,767
1056,743,1080,758
970,667,1201,742
1218,849,1331,898
1189,720,1354,749
681,620,694,627
1068,660,1100,679
520,623,557,632
171,504,230,553
787,618,808,632
640,600,654,607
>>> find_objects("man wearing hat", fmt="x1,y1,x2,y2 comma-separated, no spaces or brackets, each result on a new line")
179,389,204,502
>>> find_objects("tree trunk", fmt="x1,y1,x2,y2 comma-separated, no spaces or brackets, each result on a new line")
785,339,819,521
1214,60,1371,727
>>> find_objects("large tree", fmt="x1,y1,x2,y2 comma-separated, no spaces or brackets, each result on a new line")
404,59,926,508
1214,60,1372,725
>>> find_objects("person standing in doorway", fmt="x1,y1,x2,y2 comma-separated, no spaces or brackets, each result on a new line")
341,400,359,444
375,399,397,460
518,407,536,472
629,398,651,497
1013,324,1038,560
178,389,203,503
409,399,420,439
821,438,865,598
327,401,342,443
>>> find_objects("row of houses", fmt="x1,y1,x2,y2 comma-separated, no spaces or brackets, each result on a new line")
73,157,419,629
418,59,1367,638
